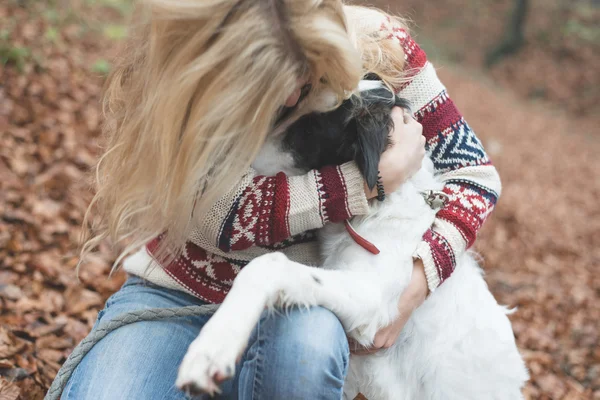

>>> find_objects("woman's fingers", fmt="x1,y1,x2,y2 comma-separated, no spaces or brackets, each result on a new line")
347,328,399,355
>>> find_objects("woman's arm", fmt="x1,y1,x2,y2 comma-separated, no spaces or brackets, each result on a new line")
350,17,502,354
194,102,423,254
197,163,369,252
388,24,502,292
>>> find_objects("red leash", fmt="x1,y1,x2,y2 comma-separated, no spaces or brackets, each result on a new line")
343,220,380,255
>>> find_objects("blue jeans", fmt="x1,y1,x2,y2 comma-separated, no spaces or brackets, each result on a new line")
62,276,349,399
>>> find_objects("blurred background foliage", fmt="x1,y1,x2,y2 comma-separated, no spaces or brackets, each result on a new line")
372,0,600,116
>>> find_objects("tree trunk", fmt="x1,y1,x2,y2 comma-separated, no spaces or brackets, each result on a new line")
485,0,530,67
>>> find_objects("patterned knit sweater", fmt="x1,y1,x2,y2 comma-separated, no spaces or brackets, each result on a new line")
123,24,502,303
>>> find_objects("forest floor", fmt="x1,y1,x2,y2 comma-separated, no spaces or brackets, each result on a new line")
1,0,598,399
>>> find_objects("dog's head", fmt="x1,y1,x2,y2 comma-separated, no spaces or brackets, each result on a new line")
283,81,410,191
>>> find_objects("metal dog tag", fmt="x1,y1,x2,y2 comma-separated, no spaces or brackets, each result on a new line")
422,190,449,209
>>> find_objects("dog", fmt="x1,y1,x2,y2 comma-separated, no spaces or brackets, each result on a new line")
176,79,529,399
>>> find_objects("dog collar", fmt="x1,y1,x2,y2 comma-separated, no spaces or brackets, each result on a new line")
344,220,380,255
342,191,448,255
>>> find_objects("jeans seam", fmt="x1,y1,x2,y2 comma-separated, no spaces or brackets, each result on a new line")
105,289,124,308
251,316,265,399
104,276,148,308
342,336,350,374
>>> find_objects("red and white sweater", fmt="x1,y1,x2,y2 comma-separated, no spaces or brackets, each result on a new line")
123,27,501,303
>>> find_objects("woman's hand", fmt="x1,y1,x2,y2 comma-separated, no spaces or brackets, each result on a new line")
365,107,425,199
349,259,429,355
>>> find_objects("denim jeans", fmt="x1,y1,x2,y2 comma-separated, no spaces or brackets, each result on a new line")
61,276,349,399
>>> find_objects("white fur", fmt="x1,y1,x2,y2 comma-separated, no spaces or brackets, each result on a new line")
250,137,301,176
358,79,384,91
177,143,528,398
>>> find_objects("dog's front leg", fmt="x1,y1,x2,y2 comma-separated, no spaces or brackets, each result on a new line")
176,253,283,395
176,252,381,395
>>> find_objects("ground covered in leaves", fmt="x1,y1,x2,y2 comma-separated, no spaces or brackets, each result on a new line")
1,0,599,399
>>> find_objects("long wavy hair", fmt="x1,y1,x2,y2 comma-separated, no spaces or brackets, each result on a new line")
81,0,364,270
344,5,411,89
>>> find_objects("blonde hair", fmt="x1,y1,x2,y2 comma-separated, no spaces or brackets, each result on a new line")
344,5,411,90
81,0,363,270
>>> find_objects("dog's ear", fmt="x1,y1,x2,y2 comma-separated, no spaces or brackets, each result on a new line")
352,115,390,192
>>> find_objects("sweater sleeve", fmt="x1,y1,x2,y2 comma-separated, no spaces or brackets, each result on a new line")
196,162,369,252
381,22,502,292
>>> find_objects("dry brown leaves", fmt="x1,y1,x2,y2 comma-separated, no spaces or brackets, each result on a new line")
1,1,125,397
439,68,600,399
1,0,599,399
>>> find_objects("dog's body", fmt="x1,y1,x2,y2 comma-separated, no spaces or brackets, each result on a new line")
177,82,528,399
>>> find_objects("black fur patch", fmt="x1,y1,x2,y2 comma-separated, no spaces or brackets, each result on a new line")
282,85,410,189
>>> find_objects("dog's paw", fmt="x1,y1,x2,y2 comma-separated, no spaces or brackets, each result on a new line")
176,330,241,396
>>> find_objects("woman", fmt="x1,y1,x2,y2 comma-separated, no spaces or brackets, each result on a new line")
60,1,501,399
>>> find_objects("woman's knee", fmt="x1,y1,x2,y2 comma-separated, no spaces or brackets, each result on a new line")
291,306,347,355
60,278,211,400
262,306,349,376
238,306,349,399
63,320,195,400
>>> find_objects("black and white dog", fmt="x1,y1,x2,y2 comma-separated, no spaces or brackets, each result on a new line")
177,80,528,399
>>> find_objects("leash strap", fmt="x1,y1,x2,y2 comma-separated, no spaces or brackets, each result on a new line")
344,220,380,255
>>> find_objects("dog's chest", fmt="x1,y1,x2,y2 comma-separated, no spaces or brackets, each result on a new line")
319,175,440,274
